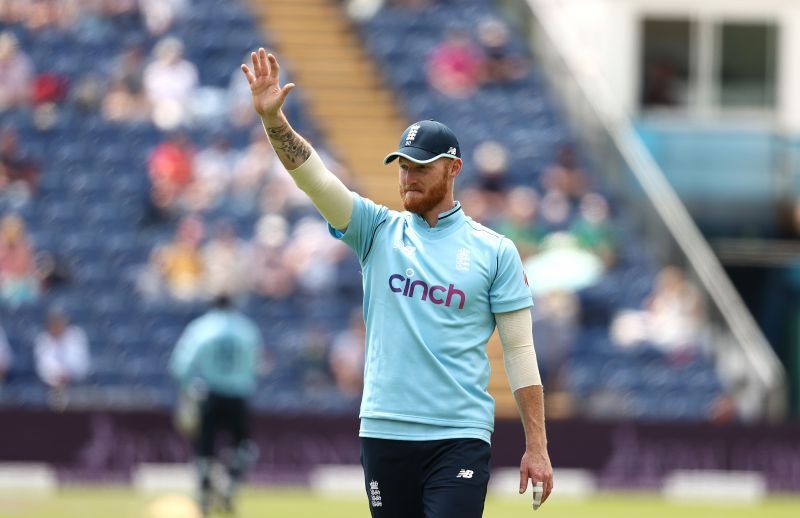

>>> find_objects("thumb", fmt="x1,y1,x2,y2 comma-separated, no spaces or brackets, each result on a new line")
519,468,529,494
279,83,295,104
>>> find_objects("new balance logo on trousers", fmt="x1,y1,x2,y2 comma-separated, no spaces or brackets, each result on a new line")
456,469,474,479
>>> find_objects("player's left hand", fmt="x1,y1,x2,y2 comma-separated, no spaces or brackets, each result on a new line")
519,447,553,509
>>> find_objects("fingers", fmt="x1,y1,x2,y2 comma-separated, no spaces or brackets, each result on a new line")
278,83,295,103
268,53,280,80
542,476,553,504
519,465,529,494
240,64,255,85
250,51,261,77
259,47,271,77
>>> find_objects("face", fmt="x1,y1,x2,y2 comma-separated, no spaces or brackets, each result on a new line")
47,316,67,337
398,157,457,214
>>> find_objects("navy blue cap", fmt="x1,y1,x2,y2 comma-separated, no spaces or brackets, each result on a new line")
383,120,461,165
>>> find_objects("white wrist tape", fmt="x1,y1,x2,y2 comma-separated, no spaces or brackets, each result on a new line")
288,151,353,231
495,308,541,391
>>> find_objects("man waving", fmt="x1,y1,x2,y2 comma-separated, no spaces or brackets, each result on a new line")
242,48,553,517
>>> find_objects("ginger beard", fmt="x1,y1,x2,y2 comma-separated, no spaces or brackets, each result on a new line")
399,161,451,215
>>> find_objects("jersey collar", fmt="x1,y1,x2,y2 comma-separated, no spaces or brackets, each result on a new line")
409,201,465,235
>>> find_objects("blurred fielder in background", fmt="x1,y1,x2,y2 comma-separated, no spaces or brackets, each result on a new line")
241,48,553,517
169,294,263,516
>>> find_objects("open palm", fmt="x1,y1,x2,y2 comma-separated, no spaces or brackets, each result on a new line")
241,48,295,118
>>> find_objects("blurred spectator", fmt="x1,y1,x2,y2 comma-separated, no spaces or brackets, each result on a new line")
106,0,142,32
35,249,71,290
344,0,384,22
329,307,366,397
532,290,579,390
22,0,71,33
34,308,90,388
143,36,198,129
496,187,546,258
231,127,281,211
477,18,528,84
228,55,261,129
611,266,707,355
71,73,105,114
284,217,350,296
569,192,616,267
31,71,69,106
202,222,248,298
147,132,194,219
0,214,39,306
300,325,335,397
248,214,295,299
101,77,151,123
69,1,115,45
257,172,310,219
0,31,34,110
642,61,680,107
113,43,147,92
539,189,572,231
473,140,509,221
426,30,484,99
139,0,188,36
0,322,11,384
523,233,603,296
153,216,206,302
457,186,491,224
192,135,238,209
541,145,589,202
388,0,432,8
1,126,39,204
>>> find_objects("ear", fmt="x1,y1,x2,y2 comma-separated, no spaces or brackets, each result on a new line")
449,158,463,179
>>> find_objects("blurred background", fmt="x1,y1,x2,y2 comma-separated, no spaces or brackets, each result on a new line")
0,0,798,516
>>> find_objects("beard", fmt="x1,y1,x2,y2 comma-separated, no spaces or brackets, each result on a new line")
399,168,450,215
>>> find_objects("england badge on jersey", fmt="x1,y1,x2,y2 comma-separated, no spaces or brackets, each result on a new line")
456,248,471,272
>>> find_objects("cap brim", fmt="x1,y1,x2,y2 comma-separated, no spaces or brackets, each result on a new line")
383,147,442,165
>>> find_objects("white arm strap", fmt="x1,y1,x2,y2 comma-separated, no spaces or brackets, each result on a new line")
288,151,354,231
495,308,542,391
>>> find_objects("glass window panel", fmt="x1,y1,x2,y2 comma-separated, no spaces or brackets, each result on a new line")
717,22,777,108
641,19,693,108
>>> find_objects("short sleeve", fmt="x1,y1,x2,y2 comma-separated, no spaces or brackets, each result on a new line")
328,192,388,264
169,322,201,381
490,237,534,314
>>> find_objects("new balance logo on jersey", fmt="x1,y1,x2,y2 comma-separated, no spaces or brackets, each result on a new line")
456,469,474,479
388,273,466,309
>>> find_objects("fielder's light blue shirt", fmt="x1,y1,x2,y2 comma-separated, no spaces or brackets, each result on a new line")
329,193,533,443
169,310,263,398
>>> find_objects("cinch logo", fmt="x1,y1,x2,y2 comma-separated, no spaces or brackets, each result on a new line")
388,273,466,309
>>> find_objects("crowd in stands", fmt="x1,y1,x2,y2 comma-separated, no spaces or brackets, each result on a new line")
426,18,528,98
0,0,731,420
0,213,39,305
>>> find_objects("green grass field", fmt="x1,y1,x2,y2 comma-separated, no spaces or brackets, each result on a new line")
2,488,799,518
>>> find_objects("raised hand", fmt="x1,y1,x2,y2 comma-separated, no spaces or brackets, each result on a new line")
240,48,295,119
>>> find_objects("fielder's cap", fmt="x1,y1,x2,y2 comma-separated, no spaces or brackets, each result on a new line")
383,120,461,165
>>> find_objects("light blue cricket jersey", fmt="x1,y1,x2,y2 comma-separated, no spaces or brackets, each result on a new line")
169,310,263,398
329,194,533,443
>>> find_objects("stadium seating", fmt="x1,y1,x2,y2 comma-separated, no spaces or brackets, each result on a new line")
0,0,725,421
355,0,724,420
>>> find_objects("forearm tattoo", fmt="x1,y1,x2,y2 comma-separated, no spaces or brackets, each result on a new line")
266,122,311,166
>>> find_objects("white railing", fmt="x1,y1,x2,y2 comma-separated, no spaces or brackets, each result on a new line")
520,0,787,419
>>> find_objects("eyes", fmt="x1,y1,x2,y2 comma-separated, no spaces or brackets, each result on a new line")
400,163,430,173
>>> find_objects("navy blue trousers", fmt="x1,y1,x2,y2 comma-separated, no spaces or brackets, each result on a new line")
360,437,491,518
